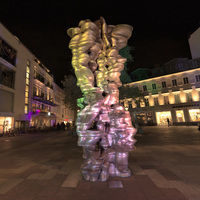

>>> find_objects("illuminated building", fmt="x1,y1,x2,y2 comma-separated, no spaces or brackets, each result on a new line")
122,27,200,126
0,22,74,135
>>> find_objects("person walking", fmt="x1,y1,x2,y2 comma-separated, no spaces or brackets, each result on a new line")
167,118,170,127
57,123,60,132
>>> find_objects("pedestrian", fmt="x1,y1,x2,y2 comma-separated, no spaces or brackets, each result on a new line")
198,122,200,131
61,122,65,131
66,122,70,131
53,123,56,132
57,123,60,132
167,118,170,127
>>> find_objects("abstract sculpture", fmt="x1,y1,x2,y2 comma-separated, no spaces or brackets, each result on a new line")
67,17,137,182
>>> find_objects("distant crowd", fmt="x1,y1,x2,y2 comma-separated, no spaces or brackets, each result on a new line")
53,122,72,132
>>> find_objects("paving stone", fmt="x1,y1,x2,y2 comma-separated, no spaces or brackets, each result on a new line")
0,128,199,200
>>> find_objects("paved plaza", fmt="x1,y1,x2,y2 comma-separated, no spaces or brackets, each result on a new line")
0,126,200,200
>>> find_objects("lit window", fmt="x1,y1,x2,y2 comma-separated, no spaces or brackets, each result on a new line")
26,85,29,92
25,59,30,114
25,91,29,98
25,97,29,104
27,60,30,66
152,83,156,90
172,79,177,86
183,77,189,84
26,66,30,73
154,97,159,105
25,105,28,114
161,81,166,88
26,72,29,79
26,78,29,85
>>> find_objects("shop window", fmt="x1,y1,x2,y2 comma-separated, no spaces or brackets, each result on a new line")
172,79,177,86
176,110,185,122
136,113,147,124
156,111,172,125
183,77,189,84
161,81,166,88
189,109,200,122
0,117,13,134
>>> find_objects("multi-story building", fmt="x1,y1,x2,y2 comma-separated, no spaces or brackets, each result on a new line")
122,27,200,126
0,22,74,135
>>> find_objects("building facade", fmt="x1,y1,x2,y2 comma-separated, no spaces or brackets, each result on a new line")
0,22,74,135
123,27,200,126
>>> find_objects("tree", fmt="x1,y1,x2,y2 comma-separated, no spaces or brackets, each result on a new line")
119,85,144,107
61,75,82,119
119,45,134,84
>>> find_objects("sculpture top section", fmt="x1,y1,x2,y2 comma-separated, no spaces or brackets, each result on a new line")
67,17,133,94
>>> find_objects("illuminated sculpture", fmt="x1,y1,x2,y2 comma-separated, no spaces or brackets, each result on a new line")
67,17,136,181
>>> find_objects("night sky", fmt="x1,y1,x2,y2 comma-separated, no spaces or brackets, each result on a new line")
1,0,200,87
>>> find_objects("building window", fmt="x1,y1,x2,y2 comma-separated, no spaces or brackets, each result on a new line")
195,75,200,82
143,85,147,91
25,60,30,114
0,37,17,66
164,96,169,105
34,68,37,78
183,77,189,84
174,94,181,104
154,97,159,105
186,92,192,102
145,98,149,107
161,81,166,88
172,79,177,86
152,83,156,90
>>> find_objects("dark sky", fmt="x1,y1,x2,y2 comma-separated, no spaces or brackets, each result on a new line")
1,0,200,87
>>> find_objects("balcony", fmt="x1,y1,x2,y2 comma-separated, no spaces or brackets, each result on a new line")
45,82,53,89
34,73,45,84
33,94,58,107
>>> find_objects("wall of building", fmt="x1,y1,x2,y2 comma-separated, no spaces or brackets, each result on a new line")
124,62,200,126
189,27,200,59
0,22,74,134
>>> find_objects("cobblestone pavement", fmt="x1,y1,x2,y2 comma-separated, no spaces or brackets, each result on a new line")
0,126,199,200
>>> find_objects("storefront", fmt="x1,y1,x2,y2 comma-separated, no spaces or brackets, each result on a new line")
135,112,154,126
189,109,200,122
0,116,13,135
156,111,172,125
30,111,57,128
